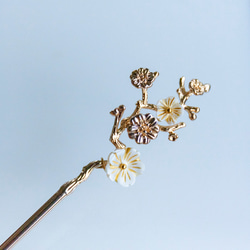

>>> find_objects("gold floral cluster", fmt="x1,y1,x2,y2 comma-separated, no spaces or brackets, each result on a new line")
109,68,211,148
104,68,210,187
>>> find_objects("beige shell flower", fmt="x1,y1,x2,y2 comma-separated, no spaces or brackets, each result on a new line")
105,147,145,187
189,79,211,96
157,97,182,124
130,68,159,89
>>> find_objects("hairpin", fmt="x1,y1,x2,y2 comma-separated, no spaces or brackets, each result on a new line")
106,68,210,187
1,68,210,249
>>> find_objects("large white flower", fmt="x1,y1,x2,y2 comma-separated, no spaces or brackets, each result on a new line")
105,147,145,187
157,96,182,124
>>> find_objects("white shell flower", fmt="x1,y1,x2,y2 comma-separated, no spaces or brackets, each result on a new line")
157,97,182,124
105,147,145,187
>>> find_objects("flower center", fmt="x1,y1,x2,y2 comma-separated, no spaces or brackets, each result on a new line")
138,122,150,136
119,163,127,169
165,107,172,114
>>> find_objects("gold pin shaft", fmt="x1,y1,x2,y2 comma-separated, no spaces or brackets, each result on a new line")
0,160,103,250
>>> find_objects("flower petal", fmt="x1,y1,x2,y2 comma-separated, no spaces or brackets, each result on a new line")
147,131,157,139
136,134,144,144
129,161,145,176
142,135,149,144
125,169,136,186
117,169,129,187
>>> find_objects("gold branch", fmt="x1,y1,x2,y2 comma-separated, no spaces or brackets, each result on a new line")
177,76,210,120
159,122,186,141
109,105,126,149
142,88,148,105
65,160,106,194
109,69,210,149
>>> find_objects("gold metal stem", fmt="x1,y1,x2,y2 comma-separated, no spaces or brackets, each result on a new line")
177,76,193,105
142,88,148,105
159,122,186,141
110,105,126,149
0,160,104,250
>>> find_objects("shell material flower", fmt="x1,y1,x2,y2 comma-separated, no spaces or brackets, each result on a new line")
189,79,210,96
157,97,182,125
105,147,145,187
127,113,159,144
130,68,159,89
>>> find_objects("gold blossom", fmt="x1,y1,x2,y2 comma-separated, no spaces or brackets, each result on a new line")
127,113,159,144
105,148,145,187
157,97,182,124
130,68,159,89
189,79,211,96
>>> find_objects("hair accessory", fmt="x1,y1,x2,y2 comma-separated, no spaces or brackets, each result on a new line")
1,68,210,249
106,68,210,187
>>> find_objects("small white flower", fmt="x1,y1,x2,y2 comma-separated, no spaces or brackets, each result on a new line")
105,147,145,187
157,97,182,124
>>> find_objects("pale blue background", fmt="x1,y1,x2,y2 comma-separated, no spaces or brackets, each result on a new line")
0,1,249,249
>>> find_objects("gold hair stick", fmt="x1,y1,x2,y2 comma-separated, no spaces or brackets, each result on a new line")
0,161,104,250
0,68,210,249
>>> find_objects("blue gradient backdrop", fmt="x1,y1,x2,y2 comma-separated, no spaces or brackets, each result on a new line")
0,1,249,249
